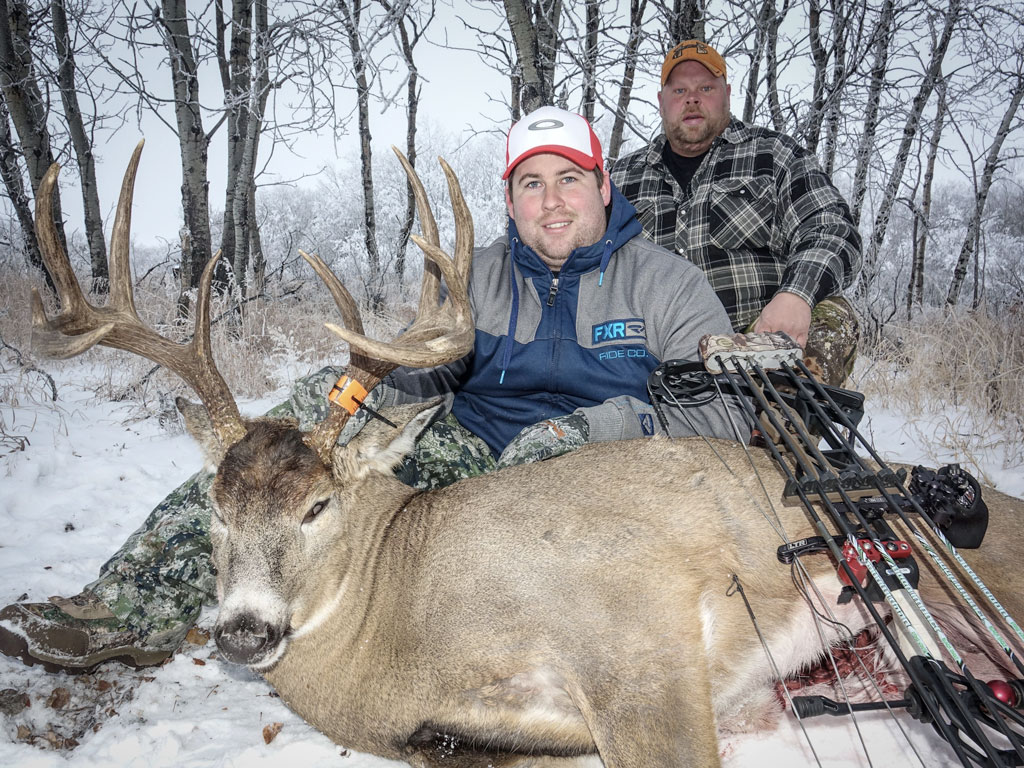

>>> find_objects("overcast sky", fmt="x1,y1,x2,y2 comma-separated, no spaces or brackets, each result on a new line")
71,7,524,250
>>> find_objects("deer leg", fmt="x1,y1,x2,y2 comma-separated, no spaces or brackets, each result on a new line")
575,666,720,768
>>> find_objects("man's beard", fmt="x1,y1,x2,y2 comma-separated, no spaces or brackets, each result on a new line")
666,110,729,154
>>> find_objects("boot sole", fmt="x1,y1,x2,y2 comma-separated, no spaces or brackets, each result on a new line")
0,622,172,674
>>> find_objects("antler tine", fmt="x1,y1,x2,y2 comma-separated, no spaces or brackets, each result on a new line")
437,156,473,327
391,146,442,322
108,140,145,316
30,145,248,450
304,154,475,460
299,250,365,336
34,163,89,321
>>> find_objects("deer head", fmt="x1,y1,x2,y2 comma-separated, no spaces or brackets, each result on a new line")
32,140,475,667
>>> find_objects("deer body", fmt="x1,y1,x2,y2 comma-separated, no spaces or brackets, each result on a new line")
207,414,875,768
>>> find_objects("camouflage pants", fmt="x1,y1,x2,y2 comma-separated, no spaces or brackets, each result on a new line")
85,367,579,650
748,295,859,387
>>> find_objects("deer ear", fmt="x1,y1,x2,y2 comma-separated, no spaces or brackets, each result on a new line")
176,396,232,468
337,400,446,478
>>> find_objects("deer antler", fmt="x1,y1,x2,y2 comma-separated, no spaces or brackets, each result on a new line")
31,140,248,450
302,147,474,459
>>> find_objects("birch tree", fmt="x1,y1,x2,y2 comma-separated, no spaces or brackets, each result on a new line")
849,0,895,226
151,0,217,314
51,0,109,292
0,0,61,289
946,63,1024,308
858,0,961,301
503,0,562,114
0,94,40,274
908,78,945,316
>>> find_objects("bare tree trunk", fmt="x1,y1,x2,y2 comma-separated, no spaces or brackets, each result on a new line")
908,78,946,316
803,0,827,153
0,96,40,273
503,0,561,113
858,0,960,301
510,70,522,121
248,181,266,297
763,1,788,132
849,0,894,227
0,0,59,290
821,0,857,175
233,0,270,301
52,0,108,294
906,195,921,320
580,0,599,123
219,0,253,296
339,0,382,310
607,0,646,164
666,0,704,42
946,69,1024,309
382,0,434,283
158,0,215,317
743,0,774,124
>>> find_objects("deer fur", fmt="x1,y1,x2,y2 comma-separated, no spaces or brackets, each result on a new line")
184,400,1024,768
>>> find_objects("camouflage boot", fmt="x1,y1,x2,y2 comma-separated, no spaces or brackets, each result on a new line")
0,471,217,672
805,296,859,388
0,592,173,672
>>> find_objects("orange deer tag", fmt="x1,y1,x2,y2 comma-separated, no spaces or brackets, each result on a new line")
328,375,368,415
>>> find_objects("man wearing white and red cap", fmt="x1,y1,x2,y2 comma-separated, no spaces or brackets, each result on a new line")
612,40,862,386
1,106,743,673
380,104,744,477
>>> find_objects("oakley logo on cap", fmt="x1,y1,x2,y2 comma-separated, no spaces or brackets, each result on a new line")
528,118,564,131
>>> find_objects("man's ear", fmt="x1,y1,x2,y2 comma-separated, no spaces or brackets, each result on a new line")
176,396,230,469
505,182,516,220
334,401,446,479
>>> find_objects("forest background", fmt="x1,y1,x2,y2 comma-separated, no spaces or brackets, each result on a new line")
1,0,1023,479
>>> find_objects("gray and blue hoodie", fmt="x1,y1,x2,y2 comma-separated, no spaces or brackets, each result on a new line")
388,183,743,456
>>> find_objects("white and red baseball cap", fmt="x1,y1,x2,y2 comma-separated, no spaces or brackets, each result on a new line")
503,106,603,180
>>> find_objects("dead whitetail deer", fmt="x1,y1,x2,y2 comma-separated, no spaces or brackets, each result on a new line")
32,144,1024,768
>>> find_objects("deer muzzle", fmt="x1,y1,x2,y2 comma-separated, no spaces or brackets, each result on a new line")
213,611,285,667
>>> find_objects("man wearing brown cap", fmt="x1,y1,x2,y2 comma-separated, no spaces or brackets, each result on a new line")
612,40,862,386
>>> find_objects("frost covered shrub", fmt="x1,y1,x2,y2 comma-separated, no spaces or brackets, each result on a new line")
859,306,1024,470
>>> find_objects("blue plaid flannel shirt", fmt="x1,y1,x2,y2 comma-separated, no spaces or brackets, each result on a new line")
611,118,862,331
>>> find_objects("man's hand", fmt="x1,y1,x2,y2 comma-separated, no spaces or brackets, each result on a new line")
752,292,812,348
497,412,590,469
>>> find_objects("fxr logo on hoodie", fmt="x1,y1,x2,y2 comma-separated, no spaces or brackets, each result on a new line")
591,318,646,345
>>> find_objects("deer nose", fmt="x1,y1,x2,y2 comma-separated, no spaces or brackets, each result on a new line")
214,613,282,665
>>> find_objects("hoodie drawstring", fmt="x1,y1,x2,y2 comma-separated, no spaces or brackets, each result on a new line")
598,239,613,286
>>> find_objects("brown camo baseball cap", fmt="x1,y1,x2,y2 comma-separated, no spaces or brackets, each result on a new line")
661,40,727,85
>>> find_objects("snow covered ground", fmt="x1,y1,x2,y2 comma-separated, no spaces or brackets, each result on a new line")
1,361,1021,768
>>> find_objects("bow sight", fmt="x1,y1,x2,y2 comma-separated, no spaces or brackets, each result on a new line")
647,332,1022,768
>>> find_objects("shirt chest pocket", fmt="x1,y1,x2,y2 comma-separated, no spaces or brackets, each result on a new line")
707,176,775,251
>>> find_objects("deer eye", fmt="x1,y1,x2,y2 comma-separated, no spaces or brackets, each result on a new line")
303,499,329,525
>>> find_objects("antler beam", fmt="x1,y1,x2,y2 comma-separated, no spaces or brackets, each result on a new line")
31,141,248,450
